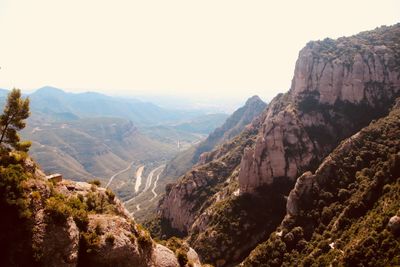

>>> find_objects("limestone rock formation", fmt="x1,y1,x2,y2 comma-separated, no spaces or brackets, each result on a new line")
242,99,400,266
159,120,261,233
239,103,316,192
238,24,400,193
157,23,400,267
286,171,314,216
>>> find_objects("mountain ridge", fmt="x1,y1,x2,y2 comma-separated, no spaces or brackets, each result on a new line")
155,23,400,266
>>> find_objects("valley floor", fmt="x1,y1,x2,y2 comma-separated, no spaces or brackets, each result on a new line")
106,161,166,221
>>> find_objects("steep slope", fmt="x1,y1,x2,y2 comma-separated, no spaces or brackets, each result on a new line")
0,152,201,267
242,99,400,267
22,117,178,183
194,96,266,163
157,24,400,266
158,117,263,235
161,95,266,187
239,24,400,193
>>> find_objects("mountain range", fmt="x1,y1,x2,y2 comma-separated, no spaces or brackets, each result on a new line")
27,86,209,126
153,23,400,266
1,23,400,267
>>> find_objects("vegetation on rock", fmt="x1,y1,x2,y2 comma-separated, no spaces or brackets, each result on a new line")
242,102,400,266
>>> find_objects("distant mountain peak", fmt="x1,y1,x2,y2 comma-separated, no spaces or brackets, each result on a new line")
245,95,263,105
34,86,66,95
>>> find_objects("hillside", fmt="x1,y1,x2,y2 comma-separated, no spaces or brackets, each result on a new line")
243,99,400,266
160,95,266,190
155,24,400,266
0,151,201,267
21,117,179,183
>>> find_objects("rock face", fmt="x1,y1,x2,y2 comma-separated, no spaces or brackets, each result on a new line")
239,102,316,192
241,100,400,266
238,24,400,193
38,216,80,267
160,120,261,233
157,23,400,267
291,42,400,105
2,158,197,267
151,244,180,267
286,171,314,216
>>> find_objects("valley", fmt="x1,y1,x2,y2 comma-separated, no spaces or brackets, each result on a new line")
0,87,231,218
124,164,166,215
106,161,135,188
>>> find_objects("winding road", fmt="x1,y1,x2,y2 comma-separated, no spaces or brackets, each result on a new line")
124,164,165,208
106,161,135,188
150,170,163,201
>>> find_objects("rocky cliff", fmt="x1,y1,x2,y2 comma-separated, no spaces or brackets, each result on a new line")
239,24,400,193
156,23,400,266
0,154,200,267
159,118,262,234
242,99,400,266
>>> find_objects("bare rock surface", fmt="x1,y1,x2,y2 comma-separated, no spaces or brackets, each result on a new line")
238,27,400,193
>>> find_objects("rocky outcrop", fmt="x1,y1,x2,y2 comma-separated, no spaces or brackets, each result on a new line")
34,215,80,267
151,244,180,267
3,157,198,267
160,121,260,233
291,41,400,105
286,171,314,216
239,103,316,192
238,24,400,193
388,215,400,235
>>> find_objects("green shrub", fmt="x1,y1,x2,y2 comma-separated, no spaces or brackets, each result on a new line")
31,191,41,200
105,188,115,201
0,163,34,266
81,231,101,254
45,196,72,223
0,164,31,219
88,179,101,186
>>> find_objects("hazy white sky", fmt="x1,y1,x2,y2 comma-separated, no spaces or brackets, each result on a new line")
0,0,399,101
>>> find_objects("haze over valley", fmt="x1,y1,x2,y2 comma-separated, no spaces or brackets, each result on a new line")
0,86,235,217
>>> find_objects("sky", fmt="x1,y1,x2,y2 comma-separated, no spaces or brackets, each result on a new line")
0,0,399,103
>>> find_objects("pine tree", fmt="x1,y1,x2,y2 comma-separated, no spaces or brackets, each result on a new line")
0,89,31,151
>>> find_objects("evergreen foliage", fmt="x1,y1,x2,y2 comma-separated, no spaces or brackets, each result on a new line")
0,89,30,152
